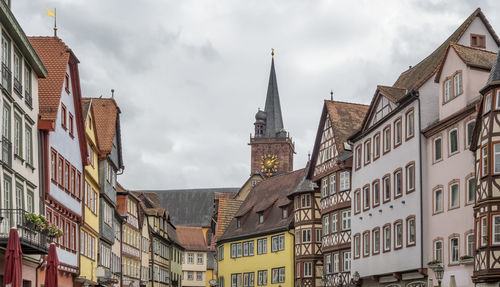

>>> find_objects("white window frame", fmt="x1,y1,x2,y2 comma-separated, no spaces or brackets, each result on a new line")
354,235,360,258
493,215,500,245
407,164,415,191
363,186,370,209
364,140,371,163
330,174,336,195
333,253,339,273
434,240,443,262
301,194,311,208
321,178,328,198
374,134,380,158
304,262,312,277
466,120,475,148
481,217,488,247
494,143,500,174
449,128,459,155
406,110,414,138
363,232,370,256
325,254,331,274
407,218,416,245
444,79,452,102
302,229,312,243
483,146,488,177
323,215,329,235
331,213,337,233
341,210,351,230
454,72,462,97
394,119,402,145
485,93,492,114
339,171,350,191
373,229,380,254
343,251,351,272
496,90,500,110
467,177,475,205
373,181,380,205
450,237,459,264
434,137,442,162
395,222,402,248
449,183,459,209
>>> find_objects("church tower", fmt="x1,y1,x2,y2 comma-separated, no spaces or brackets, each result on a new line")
249,51,295,176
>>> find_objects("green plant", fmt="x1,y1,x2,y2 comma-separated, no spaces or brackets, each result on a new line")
427,260,441,265
47,224,63,238
460,255,473,260
24,214,49,231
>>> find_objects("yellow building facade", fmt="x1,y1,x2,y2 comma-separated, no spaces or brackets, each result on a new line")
217,231,295,286
77,99,100,285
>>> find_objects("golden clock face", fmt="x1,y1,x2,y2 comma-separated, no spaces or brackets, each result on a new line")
261,154,278,175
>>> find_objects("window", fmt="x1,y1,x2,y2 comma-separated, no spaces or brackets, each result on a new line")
64,161,70,191
339,171,350,191
24,63,32,98
383,126,391,152
237,218,241,228
14,114,22,156
321,177,328,197
271,267,285,284
330,214,337,233
333,253,339,273
282,208,287,219
271,234,284,252
364,140,371,164
394,118,402,146
394,221,403,249
61,104,67,129
383,175,391,202
323,215,329,235
13,50,21,88
406,163,415,192
449,129,458,155
57,155,63,185
301,194,311,208
407,217,416,246
449,182,459,209
482,146,489,177
316,229,322,242
471,34,486,48
343,251,351,271
50,150,56,181
197,254,203,264
466,233,474,257
466,120,475,148
433,188,443,214
434,240,443,262
363,232,370,256
341,210,351,230
374,133,380,159
394,170,402,198
197,271,202,281
189,272,194,281
258,214,264,224
257,238,267,255
302,229,312,243
1,34,11,67
373,181,380,206
454,72,463,96
450,237,459,264
257,270,267,286
434,137,442,162
27,189,34,213
485,93,492,114
355,145,361,169
69,113,74,136
25,125,33,165
493,215,500,244
373,228,380,254
325,254,331,274
354,189,360,214
467,177,475,205
444,79,452,102
330,174,336,195
354,234,360,258
187,253,194,264
304,262,312,277
363,186,370,210
481,217,488,247
494,143,500,174
2,104,11,139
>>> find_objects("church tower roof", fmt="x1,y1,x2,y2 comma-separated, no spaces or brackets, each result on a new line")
263,50,286,137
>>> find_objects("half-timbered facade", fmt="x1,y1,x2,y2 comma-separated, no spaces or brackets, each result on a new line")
422,35,498,286
288,167,320,287
30,36,88,287
117,188,143,287
470,47,500,286
309,100,368,286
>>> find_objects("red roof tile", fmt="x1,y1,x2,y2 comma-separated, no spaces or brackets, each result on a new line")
88,98,119,156
176,226,208,251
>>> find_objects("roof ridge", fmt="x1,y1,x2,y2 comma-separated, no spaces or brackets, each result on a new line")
377,85,406,90
325,99,369,107
450,42,498,54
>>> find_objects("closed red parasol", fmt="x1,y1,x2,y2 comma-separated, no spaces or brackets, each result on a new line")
44,243,59,287
4,228,23,287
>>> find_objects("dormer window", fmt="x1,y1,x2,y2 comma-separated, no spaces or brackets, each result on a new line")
282,208,288,219
471,34,486,48
259,214,264,224
237,218,241,228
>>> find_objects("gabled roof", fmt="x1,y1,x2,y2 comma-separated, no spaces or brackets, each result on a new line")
139,188,239,227
176,226,208,251
88,97,122,161
308,100,368,179
219,169,304,242
435,43,498,81
29,37,72,122
376,85,407,103
393,8,500,91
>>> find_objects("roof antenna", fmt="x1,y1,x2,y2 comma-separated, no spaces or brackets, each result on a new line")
330,90,333,101
271,48,274,58
111,89,115,98
308,152,311,161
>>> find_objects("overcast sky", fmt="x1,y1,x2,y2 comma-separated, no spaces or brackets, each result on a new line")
12,0,500,190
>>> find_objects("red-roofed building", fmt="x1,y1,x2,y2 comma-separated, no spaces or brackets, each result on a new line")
30,36,88,286
177,226,209,286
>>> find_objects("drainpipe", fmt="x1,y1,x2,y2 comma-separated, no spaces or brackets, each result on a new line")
417,93,424,271
287,227,295,285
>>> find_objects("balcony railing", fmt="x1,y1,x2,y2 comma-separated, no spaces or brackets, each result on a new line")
25,90,32,108
2,136,11,168
13,77,22,97
0,209,48,254
1,63,11,95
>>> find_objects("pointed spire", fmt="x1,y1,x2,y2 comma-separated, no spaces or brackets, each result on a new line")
487,47,500,85
263,49,285,137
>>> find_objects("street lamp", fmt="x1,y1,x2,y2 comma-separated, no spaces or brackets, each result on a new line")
433,264,444,287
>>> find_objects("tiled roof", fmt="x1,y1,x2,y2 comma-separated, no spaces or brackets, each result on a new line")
88,98,119,156
81,98,91,120
176,226,208,251
435,44,497,81
325,100,369,154
376,85,407,103
216,198,243,239
28,37,71,121
487,47,500,86
393,8,500,91
219,169,305,242
140,188,238,227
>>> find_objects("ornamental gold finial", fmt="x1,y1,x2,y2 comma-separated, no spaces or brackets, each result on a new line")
272,48,274,58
